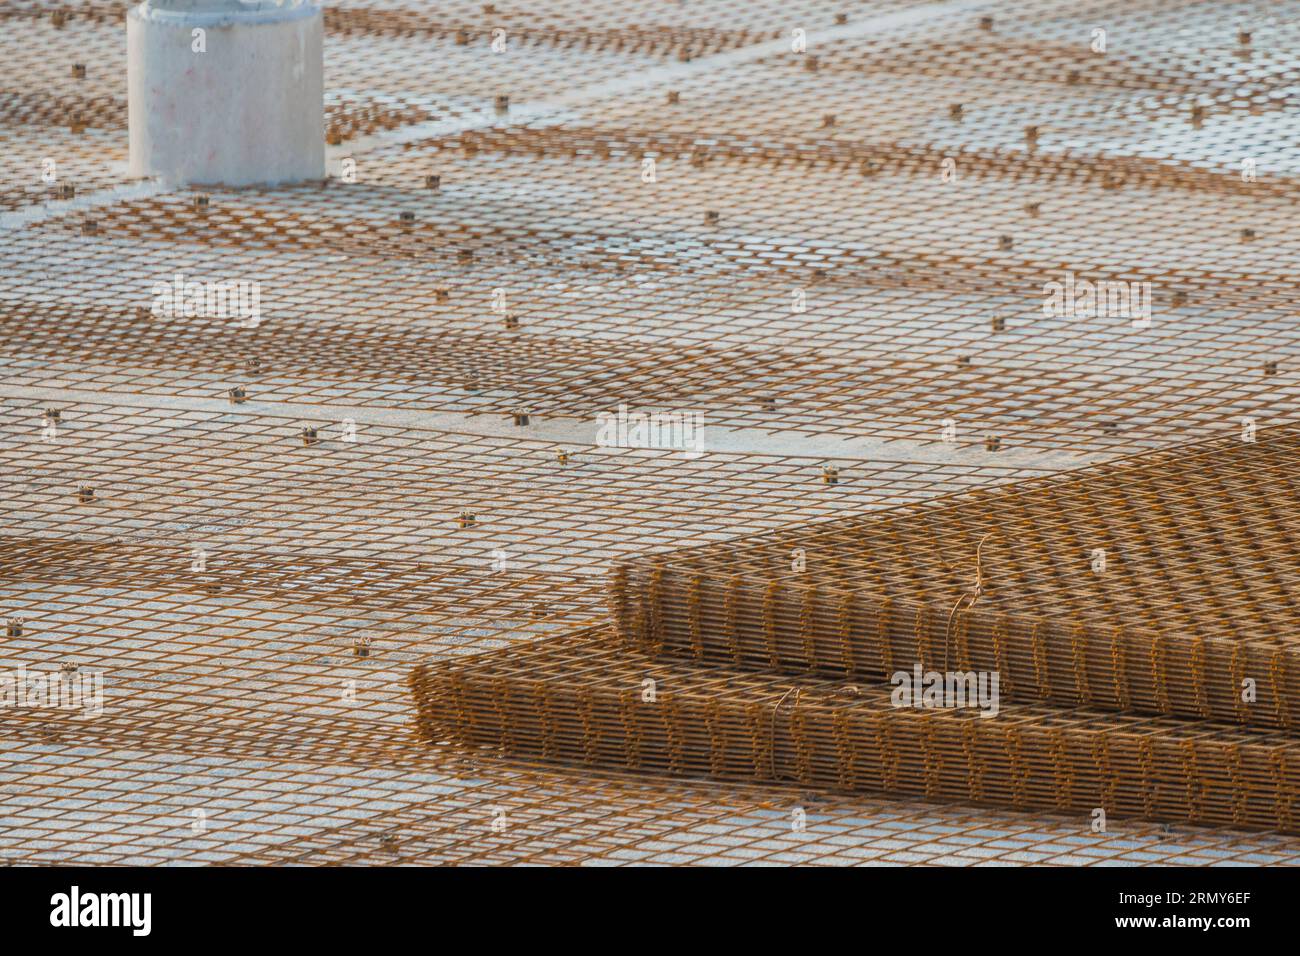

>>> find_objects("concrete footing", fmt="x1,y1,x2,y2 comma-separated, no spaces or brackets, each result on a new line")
127,1,324,187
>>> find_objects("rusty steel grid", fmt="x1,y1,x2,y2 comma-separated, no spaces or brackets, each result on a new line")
612,423,1300,731
411,627,1300,835
3,1,1300,455
3,0,1300,866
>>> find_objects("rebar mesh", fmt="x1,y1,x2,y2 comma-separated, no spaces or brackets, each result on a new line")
411,627,1300,834
612,424,1300,730
5,0,1300,455
4,0,1300,865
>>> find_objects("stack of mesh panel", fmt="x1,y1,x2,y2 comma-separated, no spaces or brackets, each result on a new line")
411,425,1300,833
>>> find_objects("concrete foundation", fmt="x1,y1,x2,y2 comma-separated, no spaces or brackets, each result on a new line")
127,0,324,187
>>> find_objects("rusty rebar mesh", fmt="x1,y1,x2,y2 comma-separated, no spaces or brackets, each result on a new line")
0,398,1042,561
6,399,1299,863
409,420,1300,843
18,736,1299,866
4,1,1300,454
612,423,1300,730
7,397,1158,866
5,160,1298,453
410,627,1300,835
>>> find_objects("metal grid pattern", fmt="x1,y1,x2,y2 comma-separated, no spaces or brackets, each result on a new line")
3,0,1299,865
588,1,1300,173
0,128,128,212
217,755,1300,866
6,400,1297,863
3,1,1299,455
16,738,1300,866
6,157,1299,453
411,627,1300,835
613,424,1300,730
2,397,1126,866
0,397,1040,565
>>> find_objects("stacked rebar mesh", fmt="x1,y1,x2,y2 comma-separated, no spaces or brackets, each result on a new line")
410,629,1300,833
410,425,1300,833
613,425,1300,729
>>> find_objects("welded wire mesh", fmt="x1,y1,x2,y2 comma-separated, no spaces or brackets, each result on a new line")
613,423,1300,730
4,0,1300,454
411,627,1300,835
3,0,1300,865
0,397,1087,865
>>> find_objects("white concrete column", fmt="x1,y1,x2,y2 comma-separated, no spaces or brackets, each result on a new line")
127,0,324,187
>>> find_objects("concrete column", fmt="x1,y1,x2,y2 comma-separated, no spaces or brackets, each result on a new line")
127,0,324,186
